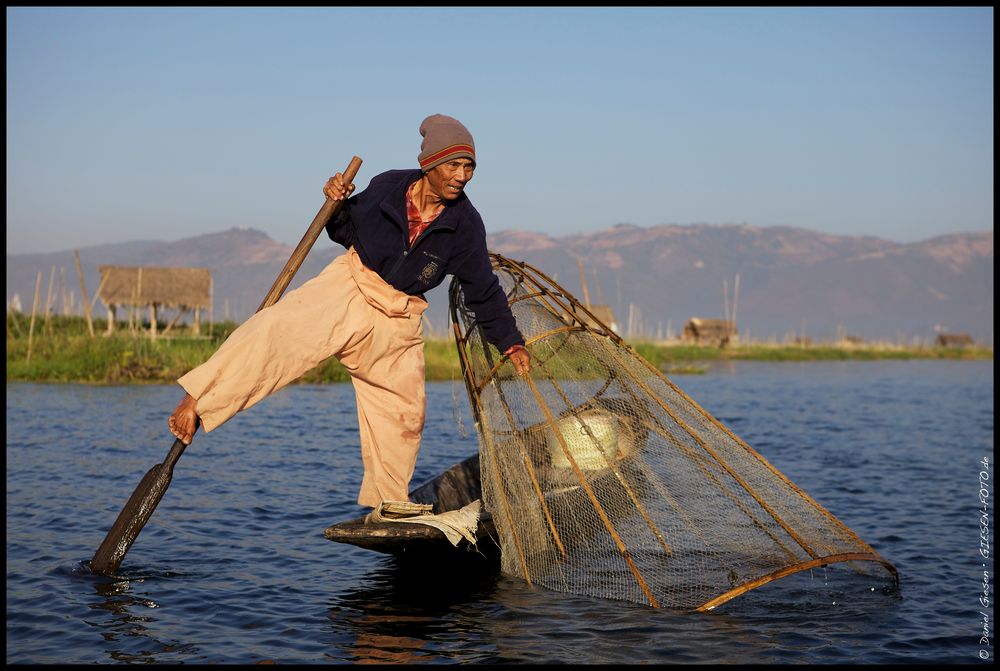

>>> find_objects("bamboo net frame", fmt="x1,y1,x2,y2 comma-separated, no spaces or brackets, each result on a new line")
449,254,899,611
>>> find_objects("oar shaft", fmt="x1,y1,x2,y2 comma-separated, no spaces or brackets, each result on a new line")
91,156,363,575
258,156,362,311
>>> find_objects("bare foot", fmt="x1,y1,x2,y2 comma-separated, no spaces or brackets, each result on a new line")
168,393,200,445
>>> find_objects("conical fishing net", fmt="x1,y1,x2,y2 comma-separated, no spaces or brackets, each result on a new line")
448,254,898,610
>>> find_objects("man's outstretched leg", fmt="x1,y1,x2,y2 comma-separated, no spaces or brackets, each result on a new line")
168,393,200,445
170,253,361,439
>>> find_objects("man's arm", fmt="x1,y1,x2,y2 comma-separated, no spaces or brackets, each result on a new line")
451,233,530,375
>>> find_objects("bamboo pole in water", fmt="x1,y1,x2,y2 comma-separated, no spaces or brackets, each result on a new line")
732,273,740,335
75,251,96,338
60,267,69,316
26,272,42,363
43,265,56,336
7,304,23,338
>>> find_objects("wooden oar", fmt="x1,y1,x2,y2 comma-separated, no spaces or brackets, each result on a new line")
90,156,363,576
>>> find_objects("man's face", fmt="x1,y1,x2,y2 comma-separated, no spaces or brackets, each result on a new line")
426,158,476,201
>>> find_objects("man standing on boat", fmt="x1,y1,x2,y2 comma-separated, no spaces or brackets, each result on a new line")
167,114,530,508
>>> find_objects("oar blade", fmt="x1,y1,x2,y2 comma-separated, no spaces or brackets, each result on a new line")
90,462,173,575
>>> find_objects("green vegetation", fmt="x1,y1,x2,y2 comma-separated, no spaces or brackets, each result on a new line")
5,314,465,384
6,313,993,385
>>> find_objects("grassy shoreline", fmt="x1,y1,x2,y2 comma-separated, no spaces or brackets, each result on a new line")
6,314,992,384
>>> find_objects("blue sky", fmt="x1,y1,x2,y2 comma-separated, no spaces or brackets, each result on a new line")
6,7,994,254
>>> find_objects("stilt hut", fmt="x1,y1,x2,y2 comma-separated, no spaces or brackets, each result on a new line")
682,317,738,347
98,266,212,338
935,332,975,348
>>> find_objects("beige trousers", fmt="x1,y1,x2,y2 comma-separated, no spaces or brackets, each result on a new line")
178,247,429,507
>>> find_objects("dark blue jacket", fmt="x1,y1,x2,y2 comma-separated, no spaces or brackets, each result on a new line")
326,169,524,352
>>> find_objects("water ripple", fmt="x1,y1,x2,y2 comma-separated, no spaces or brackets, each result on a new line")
6,362,994,663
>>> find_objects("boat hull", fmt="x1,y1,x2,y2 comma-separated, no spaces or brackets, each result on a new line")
323,454,500,561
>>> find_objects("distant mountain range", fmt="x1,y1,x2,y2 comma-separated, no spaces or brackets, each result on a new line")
6,224,993,345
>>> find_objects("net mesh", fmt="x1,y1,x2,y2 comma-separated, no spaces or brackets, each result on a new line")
448,254,898,610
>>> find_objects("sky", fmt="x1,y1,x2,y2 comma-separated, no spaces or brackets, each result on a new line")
6,6,994,254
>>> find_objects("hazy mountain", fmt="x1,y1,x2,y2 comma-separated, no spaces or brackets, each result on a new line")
6,224,993,345
485,223,993,344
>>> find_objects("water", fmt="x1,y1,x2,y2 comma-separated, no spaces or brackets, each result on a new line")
6,360,994,664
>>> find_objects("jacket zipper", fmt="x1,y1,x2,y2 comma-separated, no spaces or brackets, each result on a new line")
384,221,445,283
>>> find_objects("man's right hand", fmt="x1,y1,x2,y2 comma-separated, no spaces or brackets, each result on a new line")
168,393,200,445
323,172,356,201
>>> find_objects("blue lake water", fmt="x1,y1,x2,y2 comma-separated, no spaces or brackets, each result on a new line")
5,360,994,664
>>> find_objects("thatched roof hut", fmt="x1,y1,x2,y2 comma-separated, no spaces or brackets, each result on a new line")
935,332,974,348
98,266,211,309
682,318,737,347
98,266,212,337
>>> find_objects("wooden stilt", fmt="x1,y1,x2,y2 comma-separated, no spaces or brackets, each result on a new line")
128,287,137,333
162,306,188,337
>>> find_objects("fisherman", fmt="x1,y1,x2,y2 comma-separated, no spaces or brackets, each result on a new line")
168,114,531,507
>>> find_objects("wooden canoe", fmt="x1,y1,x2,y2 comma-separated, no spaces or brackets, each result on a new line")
323,454,501,561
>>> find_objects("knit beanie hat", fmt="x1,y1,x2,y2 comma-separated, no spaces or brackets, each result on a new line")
417,114,476,172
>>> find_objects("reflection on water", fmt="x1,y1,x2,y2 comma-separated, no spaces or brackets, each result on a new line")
5,361,994,664
327,560,503,664
68,563,181,664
